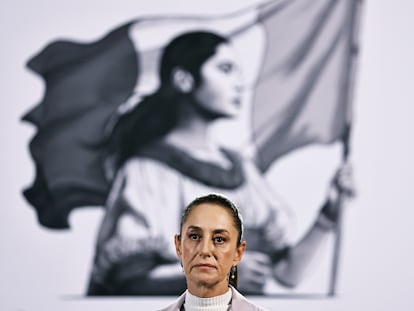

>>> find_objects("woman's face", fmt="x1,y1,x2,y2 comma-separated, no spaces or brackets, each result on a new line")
194,43,244,118
175,203,245,296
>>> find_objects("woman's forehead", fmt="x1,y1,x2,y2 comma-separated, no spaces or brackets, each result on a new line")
208,43,240,64
184,203,235,228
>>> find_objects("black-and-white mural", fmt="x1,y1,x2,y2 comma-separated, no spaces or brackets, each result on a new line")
22,0,359,297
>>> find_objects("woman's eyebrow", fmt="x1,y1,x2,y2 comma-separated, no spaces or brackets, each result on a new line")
218,62,234,68
186,225,202,231
186,226,230,234
212,229,230,235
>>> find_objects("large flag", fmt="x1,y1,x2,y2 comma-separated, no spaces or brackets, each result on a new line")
22,0,361,229
250,0,361,171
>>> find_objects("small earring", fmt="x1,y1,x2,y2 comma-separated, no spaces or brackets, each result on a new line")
230,266,237,279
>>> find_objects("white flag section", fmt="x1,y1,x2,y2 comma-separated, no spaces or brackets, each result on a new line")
251,0,358,171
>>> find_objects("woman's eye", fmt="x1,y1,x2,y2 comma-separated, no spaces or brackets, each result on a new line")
214,236,226,244
218,63,234,74
189,234,200,240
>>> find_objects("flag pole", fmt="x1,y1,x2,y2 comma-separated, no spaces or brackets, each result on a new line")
328,0,363,296
328,124,351,296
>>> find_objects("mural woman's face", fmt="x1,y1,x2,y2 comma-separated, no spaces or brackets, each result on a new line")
194,43,244,118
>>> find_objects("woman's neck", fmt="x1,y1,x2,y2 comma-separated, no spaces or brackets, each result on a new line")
162,99,233,167
166,118,210,149
184,288,231,311
174,98,213,136
187,281,230,299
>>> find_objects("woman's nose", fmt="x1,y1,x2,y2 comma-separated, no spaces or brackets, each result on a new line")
235,82,244,93
234,75,245,93
199,238,213,256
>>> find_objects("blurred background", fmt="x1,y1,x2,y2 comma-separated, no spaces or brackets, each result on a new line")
1,0,413,310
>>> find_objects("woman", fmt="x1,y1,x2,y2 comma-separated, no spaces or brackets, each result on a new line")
158,193,269,311
87,31,353,295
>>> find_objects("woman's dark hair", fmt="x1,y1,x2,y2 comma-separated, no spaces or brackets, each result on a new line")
178,193,244,288
108,31,228,169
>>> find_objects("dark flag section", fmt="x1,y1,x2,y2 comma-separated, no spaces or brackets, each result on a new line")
23,23,139,228
23,0,362,240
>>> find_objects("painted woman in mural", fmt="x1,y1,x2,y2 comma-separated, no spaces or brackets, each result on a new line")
85,31,354,296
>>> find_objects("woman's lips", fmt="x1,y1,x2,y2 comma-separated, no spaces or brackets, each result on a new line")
193,264,216,269
232,98,241,106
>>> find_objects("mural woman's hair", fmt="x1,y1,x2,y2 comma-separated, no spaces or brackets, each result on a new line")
108,31,229,169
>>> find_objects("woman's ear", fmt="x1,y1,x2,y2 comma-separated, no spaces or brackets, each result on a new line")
171,67,194,93
233,241,246,266
174,234,182,258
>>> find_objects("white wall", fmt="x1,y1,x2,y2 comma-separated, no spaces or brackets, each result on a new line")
1,0,413,310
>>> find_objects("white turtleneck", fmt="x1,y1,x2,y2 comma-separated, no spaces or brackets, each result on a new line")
183,288,232,311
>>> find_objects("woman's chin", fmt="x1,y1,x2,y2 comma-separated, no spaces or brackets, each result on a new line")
191,274,221,287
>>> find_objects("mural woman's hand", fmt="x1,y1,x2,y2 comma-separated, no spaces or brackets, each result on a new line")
320,160,356,226
237,251,272,294
331,160,356,199
93,214,167,281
